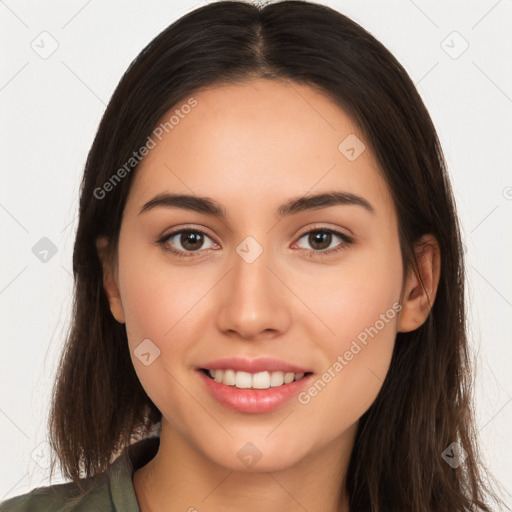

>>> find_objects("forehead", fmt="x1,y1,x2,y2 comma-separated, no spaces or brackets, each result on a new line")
124,79,394,219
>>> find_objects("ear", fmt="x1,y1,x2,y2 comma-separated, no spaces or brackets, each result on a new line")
397,234,441,333
96,236,125,324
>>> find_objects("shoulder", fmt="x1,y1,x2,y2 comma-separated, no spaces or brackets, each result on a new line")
0,436,160,512
0,478,107,512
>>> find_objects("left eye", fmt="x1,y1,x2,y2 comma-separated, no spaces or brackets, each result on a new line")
295,229,352,255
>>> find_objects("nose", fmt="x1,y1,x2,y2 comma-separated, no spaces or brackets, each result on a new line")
215,239,291,341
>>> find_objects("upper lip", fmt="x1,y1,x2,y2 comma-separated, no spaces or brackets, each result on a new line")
199,357,312,374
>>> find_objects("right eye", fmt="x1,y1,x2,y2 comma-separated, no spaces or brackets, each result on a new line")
156,228,218,257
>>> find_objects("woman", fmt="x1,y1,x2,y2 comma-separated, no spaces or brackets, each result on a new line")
0,1,502,511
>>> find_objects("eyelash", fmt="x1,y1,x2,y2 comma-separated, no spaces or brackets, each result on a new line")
156,226,353,259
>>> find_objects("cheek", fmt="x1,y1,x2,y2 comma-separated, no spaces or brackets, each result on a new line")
305,236,403,342
295,240,403,412
116,248,211,432
116,237,204,344
120,276,175,346
116,242,217,402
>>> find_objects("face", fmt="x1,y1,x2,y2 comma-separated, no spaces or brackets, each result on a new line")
100,78,412,472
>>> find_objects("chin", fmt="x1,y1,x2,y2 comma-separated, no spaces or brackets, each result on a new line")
199,435,313,473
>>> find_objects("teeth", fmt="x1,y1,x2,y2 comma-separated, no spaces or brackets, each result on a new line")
235,371,252,389
223,369,236,386
206,369,307,389
252,371,271,389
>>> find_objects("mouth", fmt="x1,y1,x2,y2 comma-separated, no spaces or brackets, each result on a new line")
196,357,315,413
199,368,314,390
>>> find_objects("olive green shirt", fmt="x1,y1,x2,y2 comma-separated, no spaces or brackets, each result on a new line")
0,437,159,512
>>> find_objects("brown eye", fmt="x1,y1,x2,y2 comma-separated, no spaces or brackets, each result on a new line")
179,231,205,251
307,231,332,251
295,228,353,257
157,228,217,257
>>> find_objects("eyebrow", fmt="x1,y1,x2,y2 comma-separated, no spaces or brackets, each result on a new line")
139,191,375,218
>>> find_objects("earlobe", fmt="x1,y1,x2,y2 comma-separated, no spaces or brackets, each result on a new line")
397,234,441,333
96,236,126,324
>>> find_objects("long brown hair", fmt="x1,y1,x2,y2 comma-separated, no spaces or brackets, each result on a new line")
48,1,502,510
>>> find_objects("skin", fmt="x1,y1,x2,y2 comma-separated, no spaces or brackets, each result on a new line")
97,78,440,512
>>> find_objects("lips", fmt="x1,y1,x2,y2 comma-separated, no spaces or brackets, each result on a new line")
196,357,314,413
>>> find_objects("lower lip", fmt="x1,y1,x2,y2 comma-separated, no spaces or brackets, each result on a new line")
198,370,313,414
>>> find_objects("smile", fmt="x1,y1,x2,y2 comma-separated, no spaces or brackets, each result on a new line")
198,368,314,414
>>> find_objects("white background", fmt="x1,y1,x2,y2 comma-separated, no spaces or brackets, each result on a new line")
1,0,511,505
